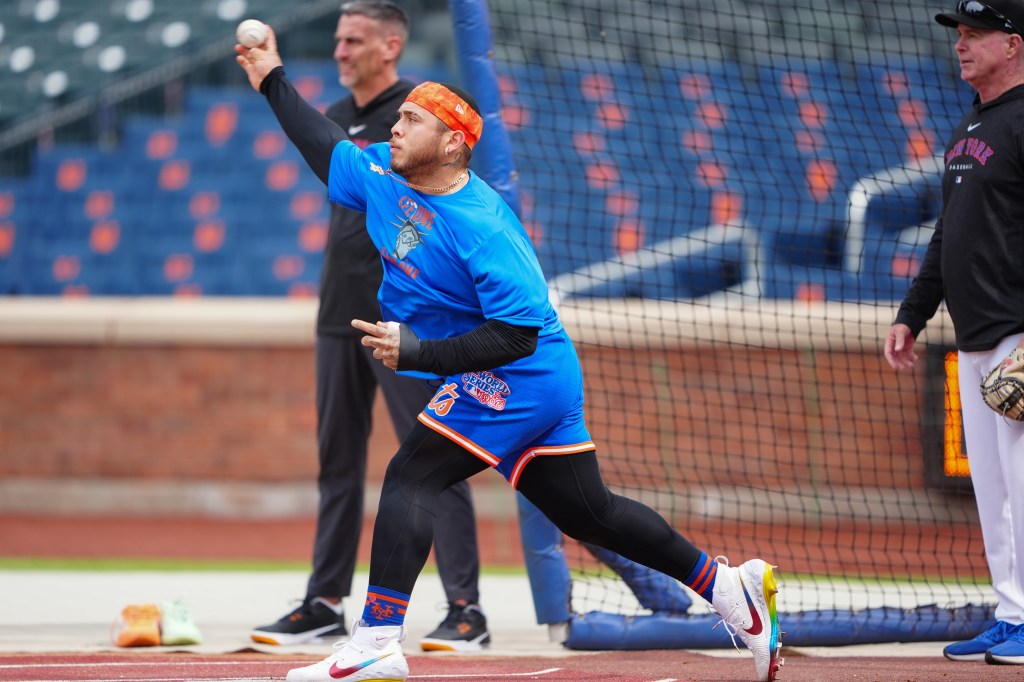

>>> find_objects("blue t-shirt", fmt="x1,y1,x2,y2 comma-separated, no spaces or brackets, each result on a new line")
327,140,563,353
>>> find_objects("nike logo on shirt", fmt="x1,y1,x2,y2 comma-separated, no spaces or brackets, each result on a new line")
348,124,368,136
329,652,393,679
968,122,982,132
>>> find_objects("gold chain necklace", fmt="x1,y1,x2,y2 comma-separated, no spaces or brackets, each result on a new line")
386,170,466,194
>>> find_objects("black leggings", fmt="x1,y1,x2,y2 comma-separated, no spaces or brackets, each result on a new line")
368,423,703,595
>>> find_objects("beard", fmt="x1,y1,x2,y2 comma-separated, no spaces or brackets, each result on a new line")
390,139,444,182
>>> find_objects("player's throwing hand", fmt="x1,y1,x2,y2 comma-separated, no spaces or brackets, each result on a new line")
353,319,402,370
234,23,283,92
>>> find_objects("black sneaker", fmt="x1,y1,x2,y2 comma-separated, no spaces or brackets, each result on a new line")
250,597,347,645
420,600,491,652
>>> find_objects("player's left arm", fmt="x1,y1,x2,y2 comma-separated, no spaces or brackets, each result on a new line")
352,319,538,374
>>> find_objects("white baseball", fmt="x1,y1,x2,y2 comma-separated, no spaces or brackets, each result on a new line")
236,19,267,48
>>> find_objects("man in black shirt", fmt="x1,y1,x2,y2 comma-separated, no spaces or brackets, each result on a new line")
250,0,489,652
886,0,1024,666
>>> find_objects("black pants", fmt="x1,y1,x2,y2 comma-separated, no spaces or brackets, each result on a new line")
369,422,702,596
308,334,480,603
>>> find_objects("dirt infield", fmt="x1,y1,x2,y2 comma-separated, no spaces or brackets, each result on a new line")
4,516,1024,681
4,650,1024,682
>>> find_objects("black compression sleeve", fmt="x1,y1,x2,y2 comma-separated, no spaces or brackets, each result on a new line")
894,214,944,337
397,319,539,375
260,66,346,185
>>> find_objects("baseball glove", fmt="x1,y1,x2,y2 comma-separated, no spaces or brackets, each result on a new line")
980,348,1024,421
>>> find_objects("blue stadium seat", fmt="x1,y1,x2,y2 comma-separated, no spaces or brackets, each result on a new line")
23,210,138,295
0,180,29,294
552,227,749,301
0,53,964,302
850,171,941,300
634,177,714,242
527,190,618,278
759,262,865,301
135,247,243,296
241,250,323,297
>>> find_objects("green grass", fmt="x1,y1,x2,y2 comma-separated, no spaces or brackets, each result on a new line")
0,557,313,571
0,557,528,575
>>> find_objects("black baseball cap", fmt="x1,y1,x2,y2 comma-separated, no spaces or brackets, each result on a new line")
936,0,1024,34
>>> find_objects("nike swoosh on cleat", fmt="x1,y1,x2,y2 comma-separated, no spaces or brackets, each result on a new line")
742,584,764,636
329,652,393,679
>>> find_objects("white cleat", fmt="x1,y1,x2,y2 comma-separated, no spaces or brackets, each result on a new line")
711,556,783,681
285,620,408,682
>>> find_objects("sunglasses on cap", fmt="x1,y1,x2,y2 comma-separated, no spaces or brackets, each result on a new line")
957,0,1020,33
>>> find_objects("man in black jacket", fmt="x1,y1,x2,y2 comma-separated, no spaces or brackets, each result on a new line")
250,1,489,652
886,0,1024,665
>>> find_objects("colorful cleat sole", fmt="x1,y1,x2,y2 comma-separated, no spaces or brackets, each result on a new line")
762,565,783,681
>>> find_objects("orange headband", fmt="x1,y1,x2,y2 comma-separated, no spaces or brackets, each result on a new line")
405,82,483,149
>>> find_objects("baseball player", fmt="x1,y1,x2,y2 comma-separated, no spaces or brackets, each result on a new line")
249,1,489,652
236,25,782,682
885,0,1024,665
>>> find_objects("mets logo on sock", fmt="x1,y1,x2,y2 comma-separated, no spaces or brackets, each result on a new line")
367,598,395,621
461,371,510,411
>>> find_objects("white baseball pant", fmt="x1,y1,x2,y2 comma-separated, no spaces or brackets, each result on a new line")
959,332,1024,624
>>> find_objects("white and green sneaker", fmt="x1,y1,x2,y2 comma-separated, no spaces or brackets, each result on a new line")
160,598,203,646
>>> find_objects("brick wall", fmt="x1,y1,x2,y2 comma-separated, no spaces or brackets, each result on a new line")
0,298,954,521
1,344,328,481
1,342,926,489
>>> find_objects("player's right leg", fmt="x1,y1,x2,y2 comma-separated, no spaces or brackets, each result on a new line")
516,451,782,681
284,426,489,682
375,367,490,652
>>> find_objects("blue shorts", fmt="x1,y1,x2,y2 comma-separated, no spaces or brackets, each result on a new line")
417,330,594,488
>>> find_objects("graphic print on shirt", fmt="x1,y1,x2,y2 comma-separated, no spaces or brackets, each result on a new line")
461,371,511,411
391,217,426,258
380,195,436,280
946,129,995,184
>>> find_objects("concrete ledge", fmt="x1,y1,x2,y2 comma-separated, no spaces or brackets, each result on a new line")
0,297,318,346
0,477,975,524
0,477,522,520
0,297,956,349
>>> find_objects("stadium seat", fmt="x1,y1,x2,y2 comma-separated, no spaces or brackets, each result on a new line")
850,172,941,300
0,35,969,302
0,180,28,294
758,262,865,301
241,249,323,298
135,246,241,297
22,209,138,296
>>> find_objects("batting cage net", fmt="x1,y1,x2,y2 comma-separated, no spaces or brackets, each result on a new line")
452,0,994,648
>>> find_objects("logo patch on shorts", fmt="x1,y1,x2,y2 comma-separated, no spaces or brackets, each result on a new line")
461,371,510,411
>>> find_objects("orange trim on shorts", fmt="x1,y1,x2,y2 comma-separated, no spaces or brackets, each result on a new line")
508,442,597,489
417,412,501,467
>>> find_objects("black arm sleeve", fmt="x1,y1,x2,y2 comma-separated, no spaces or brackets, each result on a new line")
894,214,945,337
397,319,539,375
260,66,346,186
